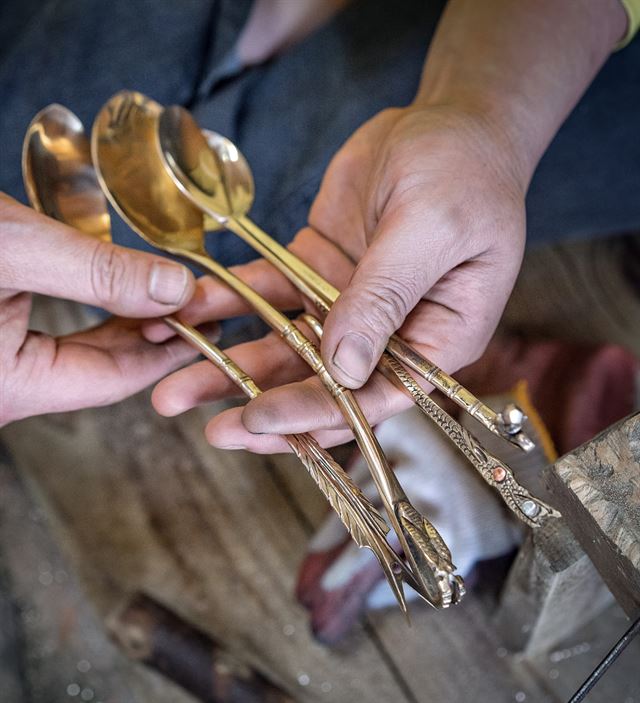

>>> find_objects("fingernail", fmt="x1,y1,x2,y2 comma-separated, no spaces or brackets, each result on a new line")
148,262,189,305
332,333,373,385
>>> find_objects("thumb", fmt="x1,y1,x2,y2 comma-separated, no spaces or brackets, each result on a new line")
1,196,195,317
321,221,450,389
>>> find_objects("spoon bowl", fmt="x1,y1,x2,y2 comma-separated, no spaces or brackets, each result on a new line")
22,104,111,241
92,91,206,256
159,106,254,224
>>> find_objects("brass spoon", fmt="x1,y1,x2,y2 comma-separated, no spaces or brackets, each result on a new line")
92,90,464,609
157,106,557,528
158,105,532,452
22,103,419,613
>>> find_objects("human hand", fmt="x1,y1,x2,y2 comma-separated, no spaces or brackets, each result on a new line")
0,195,199,426
149,103,527,451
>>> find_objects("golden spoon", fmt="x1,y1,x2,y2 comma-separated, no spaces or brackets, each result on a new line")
158,105,532,452
22,103,415,612
92,90,464,609
157,106,557,527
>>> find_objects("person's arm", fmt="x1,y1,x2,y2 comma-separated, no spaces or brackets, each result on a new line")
236,0,351,66
150,0,630,452
417,0,628,191
0,195,197,426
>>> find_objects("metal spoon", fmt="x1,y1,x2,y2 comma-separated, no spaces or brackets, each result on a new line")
158,105,532,452
157,106,557,528
22,102,418,613
92,90,463,609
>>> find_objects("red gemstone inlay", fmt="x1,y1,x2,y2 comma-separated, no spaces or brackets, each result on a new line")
492,467,507,482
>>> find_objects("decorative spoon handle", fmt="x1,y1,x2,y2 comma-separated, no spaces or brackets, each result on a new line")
179,250,463,608
378,355,560,527
161,316,411,611
227,214,532,452
302,313,558,528
302,314,560,527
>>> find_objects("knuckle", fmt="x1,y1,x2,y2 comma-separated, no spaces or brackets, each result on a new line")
357,274,416,333
90,242,128,307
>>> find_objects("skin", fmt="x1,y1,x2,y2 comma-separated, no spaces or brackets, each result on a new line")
150,0,628,453
2,0,628,438
236,0,352,65
0,194,199,426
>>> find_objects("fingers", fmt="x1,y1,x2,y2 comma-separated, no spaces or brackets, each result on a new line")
143,257,302,343
205,406,355,453
320,206,456,389
241,371,413,435
2,318,198,425
151,330,311,416
143,226,355,344
0,196,194,317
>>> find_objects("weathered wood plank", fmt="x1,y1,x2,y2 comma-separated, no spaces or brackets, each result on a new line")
0,444,197,703
503,233,640,355
494,520,612,656
369,599,553,702
0,397,410,703
545,412,640,618
108,593,295,703
525,602,640,703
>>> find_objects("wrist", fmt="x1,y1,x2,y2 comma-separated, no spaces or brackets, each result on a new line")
407,96,535,196
412,0,629,191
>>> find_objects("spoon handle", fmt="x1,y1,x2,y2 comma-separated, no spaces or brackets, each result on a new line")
226,211,548,524
161,315,411,611
182,250,463,608
377,355,560,527
301,314,558,528
228,214,532,451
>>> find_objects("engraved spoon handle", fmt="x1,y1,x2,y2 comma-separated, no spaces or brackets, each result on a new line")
176,250,462,608
227,214,532,451
161,315,411,610
302,314,558,528
379,355,561,527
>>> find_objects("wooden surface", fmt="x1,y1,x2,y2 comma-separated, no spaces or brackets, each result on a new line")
0,443,197,703
503,233,640,356
3,390,640,703
0,393,549,703
494,520,613,656
2,231,640,702
546,412,640,618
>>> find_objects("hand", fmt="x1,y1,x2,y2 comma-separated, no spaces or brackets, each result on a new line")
149,104,527,450
0,195,199,426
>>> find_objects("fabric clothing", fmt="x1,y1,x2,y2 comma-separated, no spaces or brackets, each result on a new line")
619,0,640,46
0,0,639,280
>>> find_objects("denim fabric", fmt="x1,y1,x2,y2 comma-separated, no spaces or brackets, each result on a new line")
1,0,639,287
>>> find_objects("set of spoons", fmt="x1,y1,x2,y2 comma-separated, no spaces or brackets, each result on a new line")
21,91,559,619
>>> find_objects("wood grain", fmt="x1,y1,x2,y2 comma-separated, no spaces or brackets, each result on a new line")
494,520,612,655
546,412,640,618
